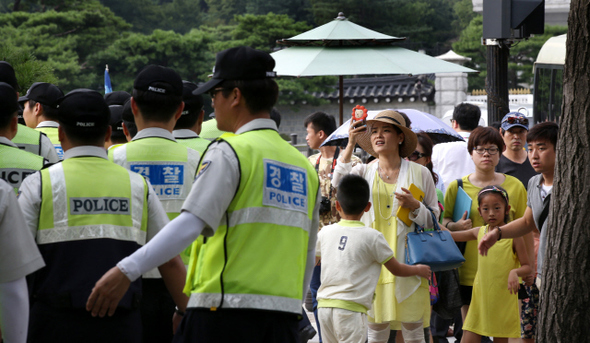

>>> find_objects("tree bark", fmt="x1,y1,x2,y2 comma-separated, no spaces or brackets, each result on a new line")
537,0,590,341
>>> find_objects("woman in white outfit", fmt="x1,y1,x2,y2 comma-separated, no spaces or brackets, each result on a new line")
332,110,439,343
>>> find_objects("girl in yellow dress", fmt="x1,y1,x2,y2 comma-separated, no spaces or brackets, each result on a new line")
451,185,532,343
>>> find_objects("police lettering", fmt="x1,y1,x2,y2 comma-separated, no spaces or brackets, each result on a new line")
269,191,306,208
70,197,131,215
0,169,34,186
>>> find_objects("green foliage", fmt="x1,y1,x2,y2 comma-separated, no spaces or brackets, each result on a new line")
211,13,311,52
205,13,334,106
99,0,208,34
452,15,485,91
453,15,568,91
0,43,57,92
276,76,335,107
508,25,568,88
452,0,475,33
203,0,312,26
0,1,130,90
87,29,216,91
309,0,458,55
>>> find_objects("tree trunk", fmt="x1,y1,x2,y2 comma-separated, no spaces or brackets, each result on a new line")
12,0,20,11
537,0,590,341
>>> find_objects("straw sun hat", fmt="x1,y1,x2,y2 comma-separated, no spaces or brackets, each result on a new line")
356,110,417,158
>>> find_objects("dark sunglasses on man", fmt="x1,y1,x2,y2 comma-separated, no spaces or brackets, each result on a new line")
502,114,529,126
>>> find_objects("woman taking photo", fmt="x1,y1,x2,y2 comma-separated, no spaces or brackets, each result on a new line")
333,110,438,343
442,126,528,323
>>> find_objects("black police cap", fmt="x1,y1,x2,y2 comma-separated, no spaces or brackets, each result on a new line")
105,91,131,106
193,46,276,95
121,99,134,123
182,81,203,115
0,82,18,118
0,62,19,91
134,65,183,97
57,89,110,130
109,105,124,132
19,82,64,108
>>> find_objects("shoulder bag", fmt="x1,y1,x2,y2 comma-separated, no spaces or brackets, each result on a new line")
405,206,465,272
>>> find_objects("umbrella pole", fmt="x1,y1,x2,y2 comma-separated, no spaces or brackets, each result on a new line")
339,75,344,125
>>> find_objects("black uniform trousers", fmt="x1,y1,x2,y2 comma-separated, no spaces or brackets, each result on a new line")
172,308,299,343
28,301,142,343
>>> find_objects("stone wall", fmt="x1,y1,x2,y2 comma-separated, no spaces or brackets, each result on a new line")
276,101,435,144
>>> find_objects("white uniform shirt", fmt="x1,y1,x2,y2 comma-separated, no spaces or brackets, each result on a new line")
172,129,199,139
0,179,44,283
316,220,393,312
18,146,169,241
431,132,474,190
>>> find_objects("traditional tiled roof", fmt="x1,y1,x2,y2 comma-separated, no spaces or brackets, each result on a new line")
309,75,435,104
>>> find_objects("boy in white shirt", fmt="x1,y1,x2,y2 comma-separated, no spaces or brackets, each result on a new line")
316,174,431,343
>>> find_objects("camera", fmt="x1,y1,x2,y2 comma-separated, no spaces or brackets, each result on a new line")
319,196,332,215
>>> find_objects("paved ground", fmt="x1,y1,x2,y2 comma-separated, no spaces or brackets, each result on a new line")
304,309,457,342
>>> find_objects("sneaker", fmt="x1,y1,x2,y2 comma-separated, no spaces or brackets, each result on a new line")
300,325,317,343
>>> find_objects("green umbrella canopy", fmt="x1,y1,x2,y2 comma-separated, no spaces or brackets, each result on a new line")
272,13,477,124
278,12,405,47
271,46,475,77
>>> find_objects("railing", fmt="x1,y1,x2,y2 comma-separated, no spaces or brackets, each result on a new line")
467,88,533,104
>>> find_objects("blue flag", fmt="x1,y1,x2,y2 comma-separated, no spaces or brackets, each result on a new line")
104,65,112,94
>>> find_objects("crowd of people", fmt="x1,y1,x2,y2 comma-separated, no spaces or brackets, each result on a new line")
0,45,558,343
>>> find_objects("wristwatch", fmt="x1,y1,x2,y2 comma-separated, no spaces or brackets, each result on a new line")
495,226,503,241
175,306,185,316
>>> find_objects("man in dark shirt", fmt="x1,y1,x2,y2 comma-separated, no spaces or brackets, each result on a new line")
495,112,537,189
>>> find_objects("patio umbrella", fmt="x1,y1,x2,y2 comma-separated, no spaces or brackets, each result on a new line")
320,108,463,148
272,13,476,124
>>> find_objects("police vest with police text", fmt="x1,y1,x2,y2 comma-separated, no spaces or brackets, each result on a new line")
0,142,44,192
35,156,149,309
184,128,319,315
109,136,200,267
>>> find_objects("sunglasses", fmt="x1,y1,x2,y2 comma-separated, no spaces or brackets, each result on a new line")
407,150,426,161
502,115,529,126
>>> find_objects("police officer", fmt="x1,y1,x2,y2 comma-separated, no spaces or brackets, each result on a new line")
0,82,46,192
106,104,127,149
105,90,132,106
172,81,209,154
0,176,45,343
20,82,65,160
87,46,321,343
0,61,58,163
18,89,187,343
108,65,200,343
104,90,131,149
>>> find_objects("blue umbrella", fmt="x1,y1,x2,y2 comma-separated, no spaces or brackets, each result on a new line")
320,108,463,147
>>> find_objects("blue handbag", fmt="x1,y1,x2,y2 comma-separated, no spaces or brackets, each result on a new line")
405,207,465,272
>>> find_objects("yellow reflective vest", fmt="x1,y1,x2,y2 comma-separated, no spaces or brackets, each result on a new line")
36,156,149,309
185,129,319,315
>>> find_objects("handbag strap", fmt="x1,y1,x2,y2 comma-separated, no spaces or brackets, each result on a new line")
537,193,551,232
414,204,442,233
